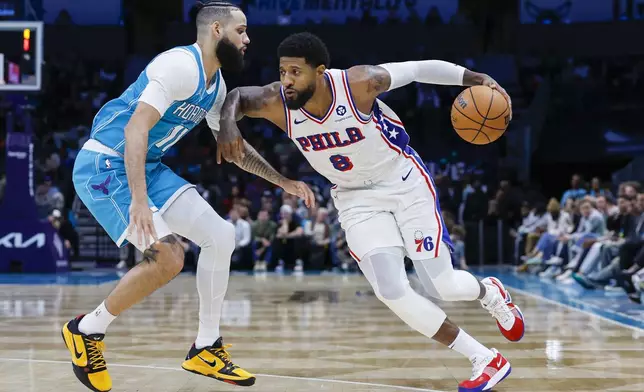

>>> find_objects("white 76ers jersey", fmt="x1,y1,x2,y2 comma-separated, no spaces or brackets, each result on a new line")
282,68,411,188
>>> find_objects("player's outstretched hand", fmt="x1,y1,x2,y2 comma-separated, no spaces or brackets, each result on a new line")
217,122,246,164
281,180,316,208
128,200,158,249
480,75,513,121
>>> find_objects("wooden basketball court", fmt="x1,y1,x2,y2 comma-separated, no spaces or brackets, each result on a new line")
0,272,643,391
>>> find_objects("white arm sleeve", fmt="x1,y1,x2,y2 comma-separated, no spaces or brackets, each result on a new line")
206,78,228,138
138,49,200,116
378,60,466,91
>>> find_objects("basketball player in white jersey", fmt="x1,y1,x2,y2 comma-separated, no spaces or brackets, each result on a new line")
63,4,314,392
217,33,524,392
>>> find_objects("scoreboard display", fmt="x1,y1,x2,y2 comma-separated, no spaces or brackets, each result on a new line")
0,21,43,92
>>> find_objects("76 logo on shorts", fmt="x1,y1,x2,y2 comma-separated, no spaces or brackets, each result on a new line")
414,230,435,253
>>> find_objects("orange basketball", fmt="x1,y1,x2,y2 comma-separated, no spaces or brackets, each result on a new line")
450,85,510,145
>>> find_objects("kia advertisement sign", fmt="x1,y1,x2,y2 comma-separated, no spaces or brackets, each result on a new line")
0,232,46,248
0,121,69,272
0,220,68,273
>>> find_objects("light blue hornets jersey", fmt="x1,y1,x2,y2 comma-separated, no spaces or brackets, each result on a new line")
90,44,223,161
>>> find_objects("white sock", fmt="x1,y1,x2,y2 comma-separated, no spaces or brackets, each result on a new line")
195,321,221,349
78,301,117,335
449,329,494,359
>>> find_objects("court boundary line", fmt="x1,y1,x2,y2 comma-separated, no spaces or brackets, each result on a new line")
502,283,644,333
0,357,444,392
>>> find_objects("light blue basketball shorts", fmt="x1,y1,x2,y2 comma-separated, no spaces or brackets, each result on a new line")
73,140,193,248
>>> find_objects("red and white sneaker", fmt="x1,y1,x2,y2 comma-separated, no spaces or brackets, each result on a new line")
480,277,525,342
458,349,511,392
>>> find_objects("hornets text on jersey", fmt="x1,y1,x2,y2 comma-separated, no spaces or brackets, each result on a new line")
90,43,225,161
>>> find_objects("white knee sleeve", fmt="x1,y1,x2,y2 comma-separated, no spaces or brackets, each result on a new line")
363,247,408,300
413,242,481,302
187,212,235,271
358,247,447,339
162,188,235,271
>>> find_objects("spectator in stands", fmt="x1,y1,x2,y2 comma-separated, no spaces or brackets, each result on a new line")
574,194,644,291
451,226,468,270
619,182,640,198
237,204,251,221
273,204,305,272
518,198,573,272
35,177,65,218
259,190,276,217
334,234,353,272
572,196,635,283
595,195,619,218
462,179,488,222
304,207,331,270
614,193,644,303
542,199,607,279
223,184,246,213
511,201,547,262
496,180,522,226
228,207,253,270
251,209,277,272
48,209,78,260
589,177,611,198
560,174,587,206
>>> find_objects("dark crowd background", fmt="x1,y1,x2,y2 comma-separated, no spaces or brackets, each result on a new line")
1,0,644,303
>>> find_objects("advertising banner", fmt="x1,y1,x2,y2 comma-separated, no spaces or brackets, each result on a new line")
0,220,68,273
0,116,69,272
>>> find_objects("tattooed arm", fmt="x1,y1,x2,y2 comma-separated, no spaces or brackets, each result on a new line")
221,82,285,126
216,83,317,207
216,82,285,164
346,63,511,118
234,140,286,187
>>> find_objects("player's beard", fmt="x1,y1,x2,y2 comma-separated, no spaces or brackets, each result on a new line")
285,83,315,110
216,36,244,72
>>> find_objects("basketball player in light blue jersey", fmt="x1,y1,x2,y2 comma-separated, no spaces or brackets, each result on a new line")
61,2,314,391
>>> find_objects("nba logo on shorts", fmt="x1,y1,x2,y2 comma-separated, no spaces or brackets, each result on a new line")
414,230,434,253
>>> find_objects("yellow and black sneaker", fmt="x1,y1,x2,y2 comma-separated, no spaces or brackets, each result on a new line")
182,337,255,386
61,315,112,392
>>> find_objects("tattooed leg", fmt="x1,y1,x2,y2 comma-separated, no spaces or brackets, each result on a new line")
106,235,185,315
